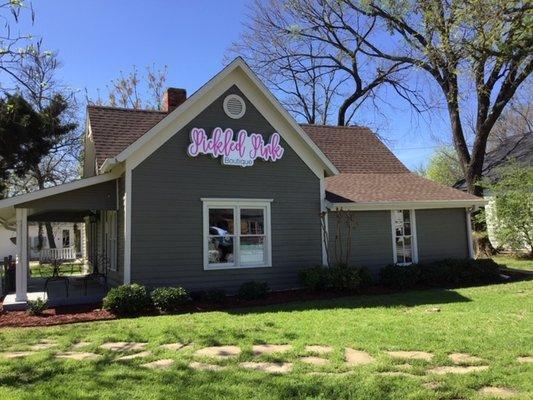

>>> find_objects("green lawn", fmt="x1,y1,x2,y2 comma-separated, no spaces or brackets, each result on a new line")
494,255,533,271
1,280,532,399
29,262,85,277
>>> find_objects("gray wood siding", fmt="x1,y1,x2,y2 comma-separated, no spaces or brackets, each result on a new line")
328,211,393,274
130,86,322,292
416,208,469,262
17,180,117,211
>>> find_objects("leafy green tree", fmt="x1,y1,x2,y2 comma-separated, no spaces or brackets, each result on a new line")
425,147,463,186
0,94,75,198
486,162,533,256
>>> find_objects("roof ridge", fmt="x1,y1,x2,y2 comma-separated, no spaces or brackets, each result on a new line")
87,104,168,114
299,123,371,131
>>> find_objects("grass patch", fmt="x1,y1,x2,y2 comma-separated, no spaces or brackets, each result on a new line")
29,262,85,277
0,281,532,399
494,255,533,271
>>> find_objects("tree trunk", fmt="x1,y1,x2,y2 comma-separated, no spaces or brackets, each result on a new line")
34,167,57,249
45,222,57,249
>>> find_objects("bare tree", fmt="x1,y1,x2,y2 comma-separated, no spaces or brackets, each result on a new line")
231,0,427,125
92,64,168,110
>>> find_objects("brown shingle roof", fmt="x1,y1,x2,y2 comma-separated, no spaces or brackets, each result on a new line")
86,107,481,203
325,173,480,203
302,124,409,174
87,105,167,167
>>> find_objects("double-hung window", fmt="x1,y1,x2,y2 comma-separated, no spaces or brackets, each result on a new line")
391,210,418,265
202,199,272,270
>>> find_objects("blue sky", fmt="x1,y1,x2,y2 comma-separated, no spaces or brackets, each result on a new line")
15,0,448,169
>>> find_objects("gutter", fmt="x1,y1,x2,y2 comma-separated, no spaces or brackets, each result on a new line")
326,198,488,211
99,157,118,174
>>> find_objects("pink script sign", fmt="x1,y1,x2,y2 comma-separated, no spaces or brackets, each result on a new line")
187,127,285,167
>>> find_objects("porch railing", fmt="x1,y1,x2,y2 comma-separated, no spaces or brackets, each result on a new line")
39,247,77,262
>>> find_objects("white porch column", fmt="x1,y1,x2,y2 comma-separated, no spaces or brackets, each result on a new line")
15,208,28,302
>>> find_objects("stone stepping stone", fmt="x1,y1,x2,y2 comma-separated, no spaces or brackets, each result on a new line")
300,356,329,366
378,371,416,378
517,356,533,363
427,365,489,375
478,387,518,398
2,351,34,359
240,361,293,374
308,371,356,377
305,345,333,355
116,351,152,361
71,341,91,350
160,343,192,351
189,361,226,371
29,342,57,351
100,342,147,352
252,344,292,355
195,346,241,359
141,359,174,370
387,351,434,361
448,353,483,364
56,352,100,361
345,348,375,365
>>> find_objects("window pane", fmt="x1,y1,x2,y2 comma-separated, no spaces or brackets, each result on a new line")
403,210,410,223
208,236,234,264
240,208,264,235
209,208,234,234
240,236,265,264
404,236,412,262
404,222,411,236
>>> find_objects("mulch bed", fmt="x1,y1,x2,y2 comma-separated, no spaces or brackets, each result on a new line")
1,267,529,329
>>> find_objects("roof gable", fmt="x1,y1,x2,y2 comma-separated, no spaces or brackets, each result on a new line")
95,57,338,178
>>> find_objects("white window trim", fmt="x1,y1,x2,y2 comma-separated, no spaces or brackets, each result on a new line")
202,198,272,270
390,209,418,265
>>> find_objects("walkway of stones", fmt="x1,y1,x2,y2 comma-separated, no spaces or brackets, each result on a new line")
1,340,530,398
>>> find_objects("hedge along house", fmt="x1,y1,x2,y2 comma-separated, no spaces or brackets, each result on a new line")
0,58,486,309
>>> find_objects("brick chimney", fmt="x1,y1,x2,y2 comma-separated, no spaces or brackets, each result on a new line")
162,88,187,112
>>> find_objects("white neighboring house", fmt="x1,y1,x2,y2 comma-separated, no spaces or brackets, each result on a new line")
0,222,85,262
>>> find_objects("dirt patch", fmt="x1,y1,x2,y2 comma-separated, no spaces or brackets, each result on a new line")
345,348,375,365
100,342,147,351
427,365,489,375
423,382,442,390
300,356,329,365
0,304,114,328
387,351,434,361
252,344,292,355
1,351,34,359
141,359,174,370
56,352,100,360
448,353,483,364
240,361,293,374
195,346,241,359
116,351,152,361
517,356,533,363
395,363,413,371
478,387,518,398
189,361,226,371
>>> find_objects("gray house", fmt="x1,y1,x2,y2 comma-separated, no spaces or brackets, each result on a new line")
0,58,486,308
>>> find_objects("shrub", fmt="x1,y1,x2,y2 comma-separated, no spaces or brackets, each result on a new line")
102,284,153,316
356,266,374,288
328,263,362,291
299,266,330,291
27,297,47,316
189,290,206,302
151,287,190,312
205,288,227,303
379,264,420,290
238,281,269,301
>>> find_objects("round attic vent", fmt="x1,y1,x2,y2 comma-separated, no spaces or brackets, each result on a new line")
223,94,246,119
